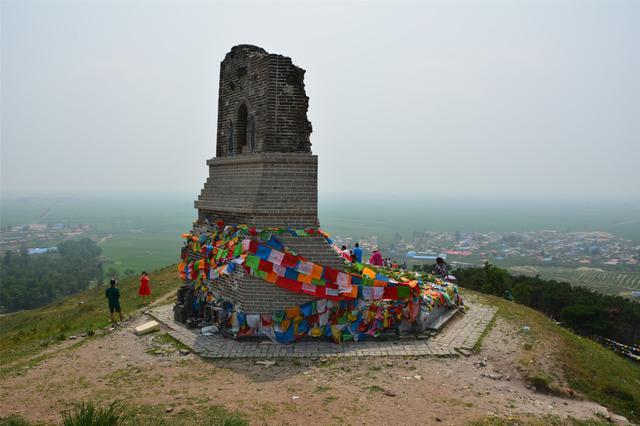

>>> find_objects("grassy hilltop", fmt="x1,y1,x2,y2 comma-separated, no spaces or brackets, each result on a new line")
0,265,638,425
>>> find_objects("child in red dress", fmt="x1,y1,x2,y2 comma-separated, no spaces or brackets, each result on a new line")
139,271,152,304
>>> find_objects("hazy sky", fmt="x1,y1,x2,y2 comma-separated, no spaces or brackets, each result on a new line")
1,1,639,200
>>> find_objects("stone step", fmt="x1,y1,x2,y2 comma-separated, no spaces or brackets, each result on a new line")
423,308,459,331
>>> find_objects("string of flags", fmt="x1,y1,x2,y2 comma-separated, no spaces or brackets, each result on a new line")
177,221,464,344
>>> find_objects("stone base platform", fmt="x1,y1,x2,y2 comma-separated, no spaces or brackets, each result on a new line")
149,303,496,359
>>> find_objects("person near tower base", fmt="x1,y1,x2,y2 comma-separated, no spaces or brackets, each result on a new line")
433,257,449,279
139,271,152,304
368,248,384,266
353,242,363,263
106,278,124,325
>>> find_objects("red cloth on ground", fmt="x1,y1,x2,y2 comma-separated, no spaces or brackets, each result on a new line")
139,276,151,296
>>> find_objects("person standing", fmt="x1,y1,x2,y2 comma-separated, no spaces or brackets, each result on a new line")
353,243,363,263
368,248,384,266
138,271,152,304
106,278,124,325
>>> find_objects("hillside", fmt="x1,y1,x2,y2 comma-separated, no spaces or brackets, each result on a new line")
0,265,181,373
0,268,638,425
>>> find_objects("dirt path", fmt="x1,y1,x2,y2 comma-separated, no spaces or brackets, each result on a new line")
0,311,607,425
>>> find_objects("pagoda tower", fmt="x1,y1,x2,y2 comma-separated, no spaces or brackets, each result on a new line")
193,45,343,313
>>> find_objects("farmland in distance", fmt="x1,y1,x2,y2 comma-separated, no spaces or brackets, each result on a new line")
507,265,640,298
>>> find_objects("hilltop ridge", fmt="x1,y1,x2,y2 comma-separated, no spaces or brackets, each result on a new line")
0,265,638,425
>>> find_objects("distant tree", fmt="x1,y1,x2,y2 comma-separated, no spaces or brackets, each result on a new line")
512,281,532,305
560,304,611,335
0,238,103,312
480,262,511,296
453,264,640,346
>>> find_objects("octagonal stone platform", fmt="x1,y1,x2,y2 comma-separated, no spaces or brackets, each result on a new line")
149,303,497,359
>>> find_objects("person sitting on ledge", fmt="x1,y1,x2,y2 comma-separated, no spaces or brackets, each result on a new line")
433,257,449,279
340,245,352,262
368,248,384,266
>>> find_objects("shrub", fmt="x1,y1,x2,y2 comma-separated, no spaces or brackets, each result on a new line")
0,416,31,426
62,401,133,426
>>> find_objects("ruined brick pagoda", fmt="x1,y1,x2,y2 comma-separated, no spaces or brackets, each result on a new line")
189,45,343,314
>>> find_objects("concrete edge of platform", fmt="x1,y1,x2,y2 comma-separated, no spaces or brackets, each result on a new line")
148,304,497,360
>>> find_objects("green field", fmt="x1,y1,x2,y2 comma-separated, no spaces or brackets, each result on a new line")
1,195,195,274
3,194,640,280
99,231,183,274
508,265,640,297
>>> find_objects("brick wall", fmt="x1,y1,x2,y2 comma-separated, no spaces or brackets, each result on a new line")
187,235,344,314
195,153,318,228
185,45,339,314
215,44,312,157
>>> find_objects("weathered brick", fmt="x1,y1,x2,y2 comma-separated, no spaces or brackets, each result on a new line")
187,45,343,314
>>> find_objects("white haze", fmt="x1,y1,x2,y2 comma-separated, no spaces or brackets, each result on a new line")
1,1,639,201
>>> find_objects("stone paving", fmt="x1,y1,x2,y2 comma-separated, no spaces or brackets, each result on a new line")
149,304,496,359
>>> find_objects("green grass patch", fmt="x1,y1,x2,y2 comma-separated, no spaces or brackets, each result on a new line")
365,385,385,393
146,333,191,356
153,333,190,352
524,372,564,396
0,416,35,426
150,404,247,426
3,400,249,426
472,314,496,353
257,402,278,419
468,415,609,425
62,400,133,426
322,396,338,405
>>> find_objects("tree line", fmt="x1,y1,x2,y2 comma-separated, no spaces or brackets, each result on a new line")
0,238,103,312
416,262,639,346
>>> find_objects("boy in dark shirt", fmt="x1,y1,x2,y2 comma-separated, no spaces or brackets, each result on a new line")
106,278,124,325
